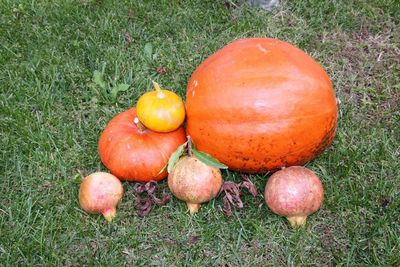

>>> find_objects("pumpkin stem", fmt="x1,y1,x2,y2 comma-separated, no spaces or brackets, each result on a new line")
187,135,193,157
152,81,165,98
134,117,147,133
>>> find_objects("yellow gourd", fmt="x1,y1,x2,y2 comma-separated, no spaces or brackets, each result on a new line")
137,81,185,132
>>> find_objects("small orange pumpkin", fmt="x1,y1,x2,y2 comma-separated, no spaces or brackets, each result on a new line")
186,38,338,173
137,81,185,132
98,108,186,182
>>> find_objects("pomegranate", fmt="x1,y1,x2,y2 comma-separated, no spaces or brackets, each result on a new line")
168,156,223,214
264,166,324,227
79,172,124,222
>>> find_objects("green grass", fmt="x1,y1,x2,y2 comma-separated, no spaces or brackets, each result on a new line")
1,0,399,265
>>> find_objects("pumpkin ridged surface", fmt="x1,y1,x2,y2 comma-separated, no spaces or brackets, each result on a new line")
98,108,186,182
186,38,338,173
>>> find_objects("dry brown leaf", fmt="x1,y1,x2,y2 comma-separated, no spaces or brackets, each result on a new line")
133,183,146,194
128,8,134,20
89,241,99,256
134,197,152,217
187,234,198,245
156,66,167,74
125,32,133,44
218,176,258,217
133,181,170,216
219,181,243,216
152,193,170,206
222,196,233,217
239,175,258,198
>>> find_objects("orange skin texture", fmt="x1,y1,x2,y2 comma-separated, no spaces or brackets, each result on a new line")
168,156,223,206
264,166,324,218
98,108,186,182
79,172,124,220
137,83,185,132
186,38,338,173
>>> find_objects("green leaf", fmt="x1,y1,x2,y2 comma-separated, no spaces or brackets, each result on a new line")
144,43,153,60
93,70,107,89
192,148,228,169
167,141,187,173
110,83,130,102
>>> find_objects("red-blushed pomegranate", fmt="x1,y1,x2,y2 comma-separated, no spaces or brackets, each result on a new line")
168,156,223,214
79,172,124,222
264,166,324,227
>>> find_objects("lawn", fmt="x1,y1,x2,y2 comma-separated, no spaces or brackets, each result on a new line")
1,0,399,265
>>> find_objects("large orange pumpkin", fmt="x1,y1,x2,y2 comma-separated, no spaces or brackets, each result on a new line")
186,38,338,173
98,108,186,182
